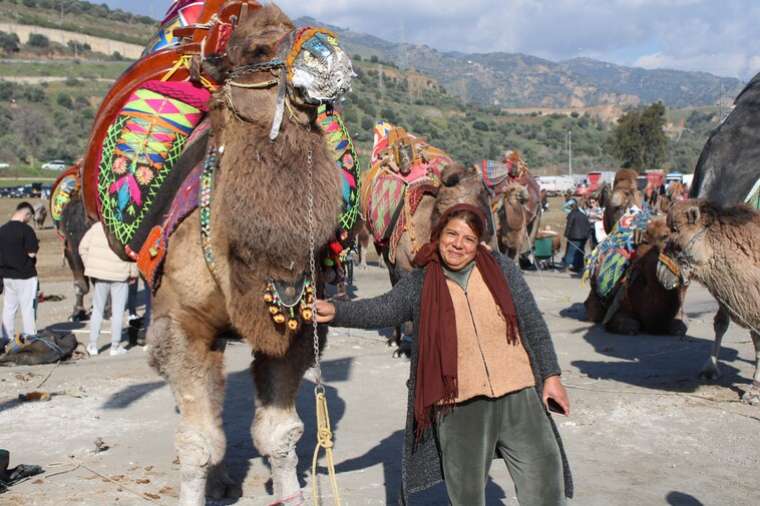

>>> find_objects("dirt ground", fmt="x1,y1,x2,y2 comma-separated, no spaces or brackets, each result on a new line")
0,198,759,505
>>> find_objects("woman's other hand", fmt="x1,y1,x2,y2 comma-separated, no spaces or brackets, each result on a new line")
314,300,336,323
542,375,570,416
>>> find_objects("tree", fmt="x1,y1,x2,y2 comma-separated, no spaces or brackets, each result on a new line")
608,102,668,172
27,33,50,48
0,32,20,54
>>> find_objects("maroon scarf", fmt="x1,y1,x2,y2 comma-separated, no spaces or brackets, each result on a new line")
411,205,519,438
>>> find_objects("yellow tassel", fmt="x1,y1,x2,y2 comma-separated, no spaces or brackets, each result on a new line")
263,293,273,303
273,313,286,324
268,305,279,315
287,319,299,331
302,309,313,321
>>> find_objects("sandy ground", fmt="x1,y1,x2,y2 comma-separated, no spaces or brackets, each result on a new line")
0,198,759,505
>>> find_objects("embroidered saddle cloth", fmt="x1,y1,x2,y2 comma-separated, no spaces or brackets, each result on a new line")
361,121,450,260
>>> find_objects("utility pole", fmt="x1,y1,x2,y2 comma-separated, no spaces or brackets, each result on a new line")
567,130,573,178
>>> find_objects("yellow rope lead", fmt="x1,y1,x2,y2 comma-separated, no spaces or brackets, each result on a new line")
311,388,341,506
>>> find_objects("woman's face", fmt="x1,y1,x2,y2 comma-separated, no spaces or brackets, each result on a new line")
438,218,479,270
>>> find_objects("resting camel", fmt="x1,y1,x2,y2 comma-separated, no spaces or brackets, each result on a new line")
659,200,760,404
494,182,530,259
584,169,685,335
143,6,352,504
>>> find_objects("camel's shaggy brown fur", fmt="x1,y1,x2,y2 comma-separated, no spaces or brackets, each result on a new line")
604,168,642,233
146,5,344,504
496,183,529,260
666,199,760,402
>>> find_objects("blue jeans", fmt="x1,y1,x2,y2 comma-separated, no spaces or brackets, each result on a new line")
562,238,587,271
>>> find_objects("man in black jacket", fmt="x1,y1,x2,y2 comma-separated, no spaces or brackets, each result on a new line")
0,202,39,347
560,199,590,272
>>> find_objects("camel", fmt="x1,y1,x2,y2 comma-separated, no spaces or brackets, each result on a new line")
32,203,47,229
603,168,642,233
584,169,685,335
138,6,354,504
494,182,530,260
659,200,760,404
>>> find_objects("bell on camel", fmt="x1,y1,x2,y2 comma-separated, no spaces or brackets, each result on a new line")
273,313,286,324
268,305,280,315
263,292,273,303
302,308,313,321
287,319,299,331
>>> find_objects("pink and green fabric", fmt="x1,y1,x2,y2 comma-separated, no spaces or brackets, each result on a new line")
97,80,209,253
367,173,406,244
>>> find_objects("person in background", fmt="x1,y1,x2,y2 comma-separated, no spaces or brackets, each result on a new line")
0,202,39,348
560,199,591,273
585,197,604,249
78,222,138,356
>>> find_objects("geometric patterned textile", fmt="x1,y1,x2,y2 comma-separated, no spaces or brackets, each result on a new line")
144,1,205,56
584,205,652,299
317,104,361,232
363,121,447,249
50,171,79,224
97,81,208,250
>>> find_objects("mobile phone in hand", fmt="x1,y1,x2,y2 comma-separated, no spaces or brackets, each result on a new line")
547,398,566,415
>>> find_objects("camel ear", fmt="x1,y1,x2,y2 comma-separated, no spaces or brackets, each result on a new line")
686,206,700,225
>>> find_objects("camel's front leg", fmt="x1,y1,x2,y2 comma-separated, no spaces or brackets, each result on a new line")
252,327,323,505
741,331,760,405
148,316,237,506
699,304,730,380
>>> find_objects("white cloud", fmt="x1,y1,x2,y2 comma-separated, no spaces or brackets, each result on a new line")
107,0,760,79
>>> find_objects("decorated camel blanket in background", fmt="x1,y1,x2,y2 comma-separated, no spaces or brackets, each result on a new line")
584,205,652,299
481,150,541,221
361,121,452,262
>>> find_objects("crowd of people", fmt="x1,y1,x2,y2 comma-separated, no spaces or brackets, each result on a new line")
0,201,148,357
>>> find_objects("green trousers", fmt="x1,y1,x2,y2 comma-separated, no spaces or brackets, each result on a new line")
437,387,565,506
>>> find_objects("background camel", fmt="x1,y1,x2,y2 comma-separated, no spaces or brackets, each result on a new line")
660,200,760,405
603,168,642,233
32,203,47,230
494,182,530,259
133,5,352,505
55,190,93,321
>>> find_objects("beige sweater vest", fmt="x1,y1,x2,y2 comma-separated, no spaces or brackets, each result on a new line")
446,267,535,403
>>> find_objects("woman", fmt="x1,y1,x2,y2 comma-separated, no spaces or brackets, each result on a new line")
79,221,138,356
316,203,573,505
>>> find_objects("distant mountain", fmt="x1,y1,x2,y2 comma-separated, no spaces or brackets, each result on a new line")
296,17,743,109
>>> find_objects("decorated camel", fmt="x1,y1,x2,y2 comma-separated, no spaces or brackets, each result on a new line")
360,122,492,353
584,169,686,335
658,200,760,404
50,163,93,321
480,151,543,262
78,2,359,504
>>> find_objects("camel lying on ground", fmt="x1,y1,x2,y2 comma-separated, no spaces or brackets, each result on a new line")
659,199,760,404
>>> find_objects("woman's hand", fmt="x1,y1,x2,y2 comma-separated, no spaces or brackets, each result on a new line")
314,299,336,323
542,375,570,416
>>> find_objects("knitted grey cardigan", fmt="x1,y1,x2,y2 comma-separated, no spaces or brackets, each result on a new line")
332,252,573,504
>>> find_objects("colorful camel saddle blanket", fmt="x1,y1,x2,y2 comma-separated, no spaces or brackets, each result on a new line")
584,205,652,299
96,80,211,260
362,121,449,246
50,165,80,226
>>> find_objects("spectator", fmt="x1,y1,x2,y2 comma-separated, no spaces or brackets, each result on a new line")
79,222,138,356
560,199,591,273
0,202,39,347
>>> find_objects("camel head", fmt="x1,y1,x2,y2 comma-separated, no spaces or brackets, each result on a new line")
604,168,643,233
643,215,670,251
432,163,493,242
209,3,353,138
496,183,530,258
656,199,714,289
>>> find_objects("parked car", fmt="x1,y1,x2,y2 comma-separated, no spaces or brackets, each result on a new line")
41,160,69,171
0,162,10,169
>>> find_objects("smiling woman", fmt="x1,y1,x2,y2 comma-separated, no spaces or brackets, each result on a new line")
315,202,573,505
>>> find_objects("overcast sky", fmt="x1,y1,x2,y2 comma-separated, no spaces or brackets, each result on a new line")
102,0,760,80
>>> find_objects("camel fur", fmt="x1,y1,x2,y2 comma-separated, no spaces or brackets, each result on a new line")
664,199,760,404
495,183,530,260
146,5,346,504
603,168,642,233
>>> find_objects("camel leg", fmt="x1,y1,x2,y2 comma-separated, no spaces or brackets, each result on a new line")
699,304,730,381
740,331,760,405
148,315,235,506
606,311,641,336
252,328,321,504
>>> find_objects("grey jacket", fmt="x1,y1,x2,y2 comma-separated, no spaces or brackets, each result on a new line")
333,252,573,504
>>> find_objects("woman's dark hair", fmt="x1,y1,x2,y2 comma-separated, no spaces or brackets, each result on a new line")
441,209,484,239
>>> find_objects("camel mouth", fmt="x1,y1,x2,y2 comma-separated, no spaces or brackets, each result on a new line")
288,29,354,104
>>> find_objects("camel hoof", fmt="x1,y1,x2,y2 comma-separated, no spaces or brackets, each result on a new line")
206,464,242,500
393,343,411,359
698,366,721,382
741,383,760,406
